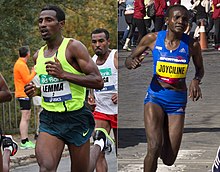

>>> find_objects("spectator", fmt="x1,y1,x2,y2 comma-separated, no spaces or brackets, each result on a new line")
181,0,195,34
206,0,215,41
123,0,147,50
122,0,135,51
192,0,209,39
144,0,154,33
212,0,220,50
13,46,36,149
154,0,167,32
169,0,181,6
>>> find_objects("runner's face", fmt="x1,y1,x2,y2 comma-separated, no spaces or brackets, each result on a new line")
38,10,60,40
167,8,189,33
91,32,110,56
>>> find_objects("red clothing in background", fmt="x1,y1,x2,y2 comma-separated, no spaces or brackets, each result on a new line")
213,0,220,19
133,0,146,19
155,0,167,17
169,0,181,6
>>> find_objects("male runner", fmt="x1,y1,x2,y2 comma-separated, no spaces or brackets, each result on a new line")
0,74,18,172
125,5,204,172
24,5,111,172
88,28,118,172
2,135,18,172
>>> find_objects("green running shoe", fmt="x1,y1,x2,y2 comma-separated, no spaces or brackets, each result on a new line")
20,140,35,149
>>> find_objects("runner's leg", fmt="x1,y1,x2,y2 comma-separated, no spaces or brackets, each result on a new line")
144,103,165,172
36,132,65,172
68,140,90,172
113,128,117,155
2,149,10,172
93,119,111,172
160,114,185,165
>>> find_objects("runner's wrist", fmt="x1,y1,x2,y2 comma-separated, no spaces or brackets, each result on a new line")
193,76,202,84
35,87,41,96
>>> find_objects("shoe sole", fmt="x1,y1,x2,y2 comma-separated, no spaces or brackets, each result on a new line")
212,146,220,171
20,147,35,150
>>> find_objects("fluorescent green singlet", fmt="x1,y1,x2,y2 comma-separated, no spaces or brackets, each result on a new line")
35,38,86,112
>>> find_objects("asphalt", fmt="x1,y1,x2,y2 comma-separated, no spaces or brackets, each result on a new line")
10,133,116,171
118,44,220,172
9,136,69,169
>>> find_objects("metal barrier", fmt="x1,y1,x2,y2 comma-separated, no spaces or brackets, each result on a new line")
0,93,39,134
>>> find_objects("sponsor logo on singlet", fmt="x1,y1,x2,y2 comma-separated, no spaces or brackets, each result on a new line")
96,68,116,92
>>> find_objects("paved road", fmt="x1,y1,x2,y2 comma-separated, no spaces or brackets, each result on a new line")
11,148,117,172
118,47,220,172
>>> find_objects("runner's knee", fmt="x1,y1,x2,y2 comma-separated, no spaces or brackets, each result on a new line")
147,141,162,157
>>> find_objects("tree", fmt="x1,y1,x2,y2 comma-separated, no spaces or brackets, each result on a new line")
0,0,117,90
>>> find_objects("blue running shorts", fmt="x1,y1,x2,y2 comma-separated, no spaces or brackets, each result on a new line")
39,104,95,146
144,83,187,115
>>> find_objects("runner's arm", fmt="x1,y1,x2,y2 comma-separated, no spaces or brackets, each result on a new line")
0,74,12,102
125,33,157,69
189,40,204,101
45,40,104,89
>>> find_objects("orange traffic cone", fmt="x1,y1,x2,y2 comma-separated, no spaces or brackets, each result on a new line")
199,20,208,51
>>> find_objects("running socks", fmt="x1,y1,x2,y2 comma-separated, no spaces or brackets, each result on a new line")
21,138,29,144
94,139,104,151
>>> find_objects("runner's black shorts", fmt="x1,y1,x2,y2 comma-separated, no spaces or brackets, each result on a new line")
39,104,95,146
17,98,31,110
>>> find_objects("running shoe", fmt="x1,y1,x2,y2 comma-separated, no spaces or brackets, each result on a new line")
93,128,114,154
123,45,131,51
2,135,18,156
20,140,35,149
212,146,220,172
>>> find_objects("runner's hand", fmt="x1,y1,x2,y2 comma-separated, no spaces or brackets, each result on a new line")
88,95,96,105
130,56,144,69
45,57,65,79
88,95,96,112
24,82,37,98
189,79,202,101
111,93,118,104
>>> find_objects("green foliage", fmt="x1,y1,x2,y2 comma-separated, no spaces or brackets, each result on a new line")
0,0,117,91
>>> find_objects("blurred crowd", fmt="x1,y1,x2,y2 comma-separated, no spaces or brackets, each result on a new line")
118,0,220,51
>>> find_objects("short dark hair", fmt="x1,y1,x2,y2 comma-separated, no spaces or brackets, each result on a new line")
19,46,29,58
41,5,65,22
91,28,110,40
165,4,189,18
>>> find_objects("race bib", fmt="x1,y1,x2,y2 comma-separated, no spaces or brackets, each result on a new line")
98,68,116,92
156,61,188,79
100,68,112,83
40,74,72,102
